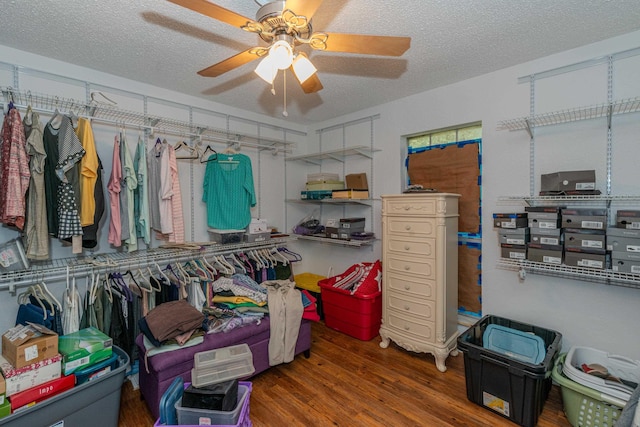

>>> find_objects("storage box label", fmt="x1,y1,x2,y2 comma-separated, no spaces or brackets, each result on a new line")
24,344,38,362
543,255,562,264
578,259,603,269
583,240,604,249
582,220,603,229
482,391,510,416
576,182,595,190
509,251,525,259
538,221,558,229
539,237,559,245
506,238,525,245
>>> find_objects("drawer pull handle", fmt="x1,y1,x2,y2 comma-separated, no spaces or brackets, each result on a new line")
404,265,410,271
404,245,410,251
404,305,410,311
404,205,410,210
404,285,411,290
404,325,410,330
405,225,411,230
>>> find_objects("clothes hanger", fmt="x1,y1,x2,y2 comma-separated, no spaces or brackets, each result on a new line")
270,247,289,266
229,253,247,274
215,255,235,275
214,143,240,164
174,140,199,160
278,247,302,262
199,145,218,163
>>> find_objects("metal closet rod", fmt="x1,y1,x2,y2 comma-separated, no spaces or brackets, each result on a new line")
1,86,295,154
0,237,294,295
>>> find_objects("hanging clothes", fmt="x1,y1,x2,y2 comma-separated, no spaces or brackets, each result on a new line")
147,138,163,232
107,136,122,246
0,106,30,230
75,118,99,227
43,119,61,237
23,109,49,260
55,117,85,243
78,155,105,249
165,143,184,243
121,133,138,251
202,153,255,230
134,136,151,245
158,140,174,235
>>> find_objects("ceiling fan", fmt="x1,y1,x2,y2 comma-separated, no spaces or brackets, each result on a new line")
168,0,411,94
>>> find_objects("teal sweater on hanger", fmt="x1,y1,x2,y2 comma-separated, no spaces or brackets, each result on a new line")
202,153,256,230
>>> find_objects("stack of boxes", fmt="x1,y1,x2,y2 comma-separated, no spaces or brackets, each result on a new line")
562,208,607,269
301,173,343,200
175,344,255,425
300,173,369,201
608,210,640,273
494,213,528,260
0,325,116,416
527,206,563,264
325,217,366,241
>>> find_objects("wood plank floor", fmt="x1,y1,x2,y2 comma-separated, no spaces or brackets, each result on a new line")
118,321,572,426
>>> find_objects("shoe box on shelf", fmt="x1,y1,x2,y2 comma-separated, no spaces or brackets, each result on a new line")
493,213,528,260
526,207,563,265
561,208,608,270
608,210,640,273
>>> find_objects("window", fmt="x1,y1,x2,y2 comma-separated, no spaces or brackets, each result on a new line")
405,123,483,318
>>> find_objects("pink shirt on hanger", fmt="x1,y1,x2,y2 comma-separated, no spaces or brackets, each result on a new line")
107,136,122,245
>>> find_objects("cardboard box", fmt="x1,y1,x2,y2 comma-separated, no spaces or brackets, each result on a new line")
2,323,58,369
305,180,344,191
493,213,528,229
58,327,113,375
564,230,606,251
325,227,339,239
498,228,530,245
564,249,606,270
300,190,332,200
530,228,562,246
0,398,9,420
246,218,268,234
540,170,596,193
339,218,365,229
526,243,563,264
345,173,368,190
500,244,526,260
616,210,640,229
611,257,640,274
0,373,4,396
0,353,62,396
606,227,640,252
331,189,369,199
561,208,607,230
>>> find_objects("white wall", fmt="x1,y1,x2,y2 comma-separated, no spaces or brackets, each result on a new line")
295,30,640,358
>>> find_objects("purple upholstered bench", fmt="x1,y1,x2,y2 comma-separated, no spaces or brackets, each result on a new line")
136,318,312,419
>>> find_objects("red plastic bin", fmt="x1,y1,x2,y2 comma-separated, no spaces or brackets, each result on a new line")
318,281,382,341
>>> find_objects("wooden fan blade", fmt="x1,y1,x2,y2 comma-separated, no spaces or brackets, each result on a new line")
197,48,259,77
284,0,324,20
322,33,411,56
299,73,323,94
168,0,256,29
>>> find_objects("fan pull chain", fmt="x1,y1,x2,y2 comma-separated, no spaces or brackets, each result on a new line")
282,71,288,117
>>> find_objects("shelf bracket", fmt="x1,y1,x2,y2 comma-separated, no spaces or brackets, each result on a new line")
524,118,533,139
8,280,16,297
352,147,374,159
607,103,613,130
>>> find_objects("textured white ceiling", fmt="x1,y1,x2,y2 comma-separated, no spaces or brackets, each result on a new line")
1,0,639,125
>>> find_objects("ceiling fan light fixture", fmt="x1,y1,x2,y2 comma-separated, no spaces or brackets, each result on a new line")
255,55,277,84
292,53,317,84
269,39,293,70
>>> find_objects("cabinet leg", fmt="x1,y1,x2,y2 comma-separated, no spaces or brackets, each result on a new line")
379,336,390,349
433,348,450,373
450,349,459,357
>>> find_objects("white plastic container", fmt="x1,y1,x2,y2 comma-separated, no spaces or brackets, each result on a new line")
191,344,255,388
563,345,640,402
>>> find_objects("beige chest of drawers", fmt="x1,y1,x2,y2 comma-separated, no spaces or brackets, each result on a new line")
379,193,460,372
